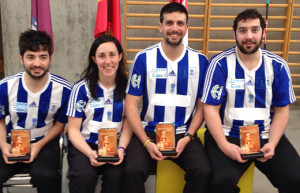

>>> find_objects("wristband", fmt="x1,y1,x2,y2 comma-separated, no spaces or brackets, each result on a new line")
143,138,151,147
117,146,126,155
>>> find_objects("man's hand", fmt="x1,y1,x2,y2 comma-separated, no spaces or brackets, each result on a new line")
88,150,107,167
257,143,274,162
145,141,164,161
220,142,247,163
24,141,43,163
167,136,190,158
1,143,17,164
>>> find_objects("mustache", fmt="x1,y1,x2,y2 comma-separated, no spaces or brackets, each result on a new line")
242,40,256,44
30,67,44,70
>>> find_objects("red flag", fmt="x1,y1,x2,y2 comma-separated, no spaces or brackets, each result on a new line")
94,0,121,43
169,0,188,10
31,0,54,53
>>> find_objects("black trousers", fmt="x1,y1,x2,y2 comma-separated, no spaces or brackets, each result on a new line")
0,137,61,193
205,133,300,193
67,143,123,193
123,131,211,193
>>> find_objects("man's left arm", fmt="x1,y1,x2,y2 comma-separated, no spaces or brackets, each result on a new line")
174,98,204,158
25,121,64,163
258,105,289,162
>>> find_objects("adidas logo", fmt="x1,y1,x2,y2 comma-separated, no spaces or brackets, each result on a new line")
168,70,176,76
29,102,37,107
104,99,112,105
246,80,254,86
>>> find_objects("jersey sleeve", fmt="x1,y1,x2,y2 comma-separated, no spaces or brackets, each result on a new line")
66,83,89,118
126,53,146,96
197,54,209,98
0,82,9,120
54,87,71,123
201,56,227,105
272,60,296,107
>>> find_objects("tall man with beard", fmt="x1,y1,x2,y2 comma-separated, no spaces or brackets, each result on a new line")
124,2,211,193
0,30,71,193
202,9,300,193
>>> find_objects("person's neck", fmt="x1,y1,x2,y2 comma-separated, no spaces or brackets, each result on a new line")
161,41,184,61
237,48,261,71
99,76,115,89
24,72,49,93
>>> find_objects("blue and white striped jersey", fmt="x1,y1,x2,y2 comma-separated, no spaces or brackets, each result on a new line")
67,79,124,144
0,72,72,140
126,42,208,134
202,46,296,138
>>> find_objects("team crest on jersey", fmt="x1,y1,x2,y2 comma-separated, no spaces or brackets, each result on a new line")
188,68,196,79
266,77,271,89
105,99,113,105
50,104,58,113
0,105,5,115
249,94,254,103
211,85,223,100
107,111,112,121
90,98,104,108
76,100,87,112
13,102,28,113
32,118,37,127
171,83,176,93
131,74,141,88
29,102,37,108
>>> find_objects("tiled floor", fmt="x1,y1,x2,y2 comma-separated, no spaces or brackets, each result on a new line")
4,110,300,193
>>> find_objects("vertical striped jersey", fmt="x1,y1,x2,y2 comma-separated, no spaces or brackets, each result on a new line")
0,72,72,140
67,79,124,144
202,46,296,138
126,42,208,134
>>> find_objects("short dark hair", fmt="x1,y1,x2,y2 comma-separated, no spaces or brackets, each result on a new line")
19,29,52,56
233,9,266,32
82,35,127,101
160,2,188,23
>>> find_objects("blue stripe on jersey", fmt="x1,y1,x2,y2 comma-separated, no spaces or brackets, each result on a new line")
254,120,265,137
175,107,185,126
17,79,28,128
55,87,71,123
140,53,149,121
112,93,124,122
155,48,167,94
153,49,167,122
88,132,98,144
175,50,189,126
230,120,243,137
235,59,245,108
255,60,266,108
93,85,104,121
177,50,188,95
37,82,52,128
154,106,165,122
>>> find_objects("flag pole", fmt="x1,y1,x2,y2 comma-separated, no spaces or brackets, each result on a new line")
264,0,269,50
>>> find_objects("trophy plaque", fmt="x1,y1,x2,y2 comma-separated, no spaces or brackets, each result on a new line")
240,125,264,160
97,128,119,162
8,129,30,161
156,124,177,156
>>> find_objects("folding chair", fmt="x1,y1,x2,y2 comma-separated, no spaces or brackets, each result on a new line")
3,135,66,193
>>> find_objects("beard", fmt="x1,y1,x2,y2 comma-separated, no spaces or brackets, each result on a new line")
236,37,263,55
164,32,183,46
24,66,48,80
